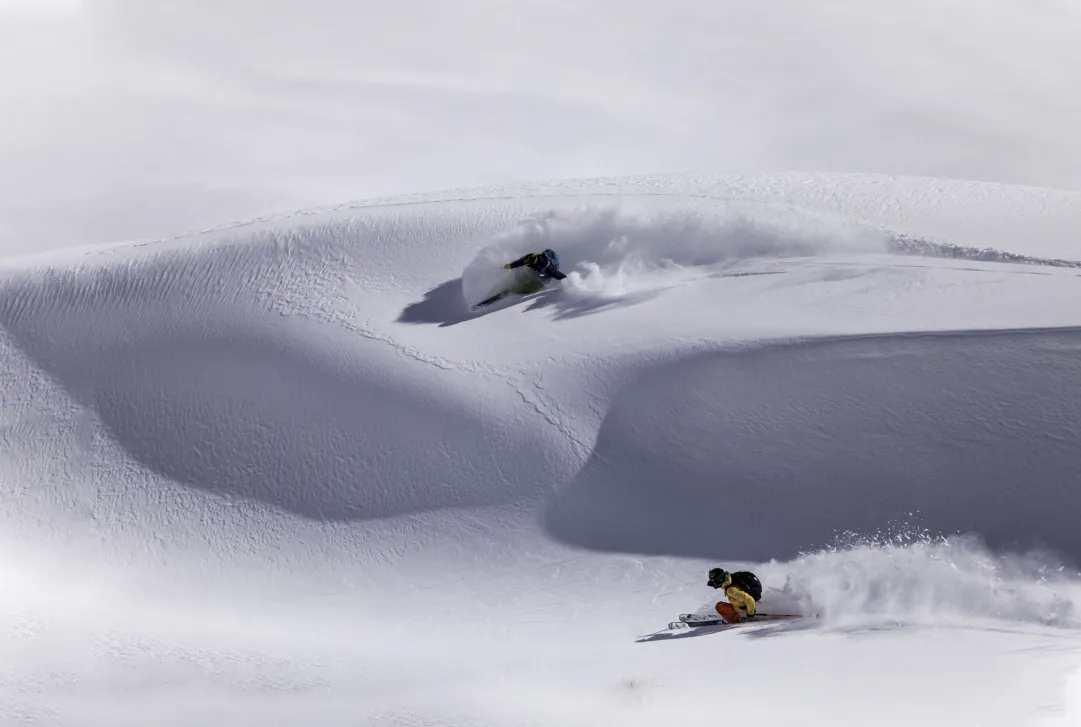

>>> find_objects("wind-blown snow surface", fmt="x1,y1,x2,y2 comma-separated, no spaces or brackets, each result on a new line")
3,173,1081,725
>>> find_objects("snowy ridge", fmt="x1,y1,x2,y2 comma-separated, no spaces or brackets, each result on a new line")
3,174,1081,724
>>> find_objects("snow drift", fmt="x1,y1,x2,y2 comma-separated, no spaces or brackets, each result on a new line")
546,327,1081,564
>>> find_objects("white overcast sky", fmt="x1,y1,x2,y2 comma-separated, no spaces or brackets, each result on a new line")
2,0,1080,251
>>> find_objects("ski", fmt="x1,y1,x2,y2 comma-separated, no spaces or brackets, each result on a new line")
471,276,560,312
668,612,729,629
669,612,802,630
471,290,511,310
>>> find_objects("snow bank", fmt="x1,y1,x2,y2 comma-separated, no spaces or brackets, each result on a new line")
546,328,1081,566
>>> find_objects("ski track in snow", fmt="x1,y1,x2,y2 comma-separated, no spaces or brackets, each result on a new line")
3,174,1081,725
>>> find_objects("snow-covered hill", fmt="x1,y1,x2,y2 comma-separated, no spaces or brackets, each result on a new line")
2,172,1081,725
6,0,1081,724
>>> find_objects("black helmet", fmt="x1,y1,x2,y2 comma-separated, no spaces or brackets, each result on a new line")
707,567,729,589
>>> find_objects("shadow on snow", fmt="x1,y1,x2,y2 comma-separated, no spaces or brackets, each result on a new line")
397,276,660,327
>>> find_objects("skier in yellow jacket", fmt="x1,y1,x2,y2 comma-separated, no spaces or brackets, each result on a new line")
707,567,762,623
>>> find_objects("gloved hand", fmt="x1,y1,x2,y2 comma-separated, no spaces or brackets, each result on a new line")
503,264,512,269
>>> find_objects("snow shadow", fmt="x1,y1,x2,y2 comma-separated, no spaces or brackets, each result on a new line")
397,275,566,325
635,624,731,643
0,256,555,522
397,278,475,327
545,328,1081,564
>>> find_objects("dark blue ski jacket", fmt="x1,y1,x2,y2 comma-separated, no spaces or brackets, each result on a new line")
504,251,566,280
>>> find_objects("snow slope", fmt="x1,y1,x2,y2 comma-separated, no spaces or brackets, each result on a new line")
2,172,1081,725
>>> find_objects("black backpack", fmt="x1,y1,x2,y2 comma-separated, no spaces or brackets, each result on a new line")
729,571,763,602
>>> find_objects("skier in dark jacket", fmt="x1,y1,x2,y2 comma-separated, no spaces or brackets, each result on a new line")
474,248,567,309
504,248,566,280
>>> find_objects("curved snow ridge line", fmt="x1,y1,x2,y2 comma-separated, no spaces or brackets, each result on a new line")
888,233,1081,269
81,187,802,264
5,172,860,260
56,171,1081,264
341,170,1081,214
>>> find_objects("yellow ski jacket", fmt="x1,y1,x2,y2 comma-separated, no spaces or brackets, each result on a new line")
720,578,757,617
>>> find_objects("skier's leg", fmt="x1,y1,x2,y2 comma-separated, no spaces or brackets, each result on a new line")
715,602,742,624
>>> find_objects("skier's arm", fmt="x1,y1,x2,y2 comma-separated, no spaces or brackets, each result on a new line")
504,254,531,270
726,587,757,617
548,269,567,280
